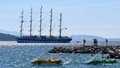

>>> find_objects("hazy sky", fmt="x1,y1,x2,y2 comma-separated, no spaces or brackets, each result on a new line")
0,0,120,38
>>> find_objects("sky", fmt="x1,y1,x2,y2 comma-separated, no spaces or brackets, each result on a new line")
0,0,120,38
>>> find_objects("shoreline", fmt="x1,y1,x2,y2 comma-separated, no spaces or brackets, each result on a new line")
0,41,81,46
0,41,120,46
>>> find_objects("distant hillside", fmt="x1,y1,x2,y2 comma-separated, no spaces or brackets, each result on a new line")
71,35,106,42
107,38,120,41
0,32,120,42
0,33,17,41
71,35,120,42
0,29,19,36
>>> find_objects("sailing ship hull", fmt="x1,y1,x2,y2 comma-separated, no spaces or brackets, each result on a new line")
16,36,72,43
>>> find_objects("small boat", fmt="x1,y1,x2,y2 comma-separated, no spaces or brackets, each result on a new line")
31,58,62,64
85,58,116,64
31,52,62,65
84,53,117,64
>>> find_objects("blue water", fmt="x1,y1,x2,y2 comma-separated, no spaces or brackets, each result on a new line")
0,45,120,68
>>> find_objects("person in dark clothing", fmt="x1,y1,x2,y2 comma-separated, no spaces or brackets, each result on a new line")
105,39,108,46
93,38,98,46
83,39,86,47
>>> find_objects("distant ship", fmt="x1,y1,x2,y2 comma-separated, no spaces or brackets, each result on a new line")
16,7,72,43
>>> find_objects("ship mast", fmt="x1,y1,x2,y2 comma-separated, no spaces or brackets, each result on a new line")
39,6,42,37
29,8,33,36
49,9,53,37
59,13,62,37
20,10,24,37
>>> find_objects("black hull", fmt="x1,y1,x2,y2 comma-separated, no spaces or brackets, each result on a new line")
16,36,72,43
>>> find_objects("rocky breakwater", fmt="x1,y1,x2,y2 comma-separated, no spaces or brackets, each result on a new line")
49,45,120,59
108,47,120,59
49,45,120,54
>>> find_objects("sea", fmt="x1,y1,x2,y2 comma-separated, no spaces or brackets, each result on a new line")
0,41,120,68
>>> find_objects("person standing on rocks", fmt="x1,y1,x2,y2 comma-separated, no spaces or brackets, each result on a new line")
105,39,108,46
93,38,98,46
83,39,86,47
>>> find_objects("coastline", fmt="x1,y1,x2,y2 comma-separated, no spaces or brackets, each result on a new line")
0,41,120,46
0,41,80,46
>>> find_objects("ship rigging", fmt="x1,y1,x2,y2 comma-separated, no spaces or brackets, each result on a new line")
16,7,72,43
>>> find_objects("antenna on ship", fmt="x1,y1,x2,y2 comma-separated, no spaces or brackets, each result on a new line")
39,6,43,37
29,8,33,36
49,9,53,37
20,10,24,37
59,13,62,37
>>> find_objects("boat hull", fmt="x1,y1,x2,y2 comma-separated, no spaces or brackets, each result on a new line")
16,36,72,43
31,58,62,65
85,58,117,64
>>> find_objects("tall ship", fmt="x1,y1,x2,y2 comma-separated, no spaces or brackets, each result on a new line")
16,7,72,43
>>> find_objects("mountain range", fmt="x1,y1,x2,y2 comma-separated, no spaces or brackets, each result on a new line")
0,33,17,41
0,29,120,41
71,35,105,42
0,29,19,36
71,35,120,42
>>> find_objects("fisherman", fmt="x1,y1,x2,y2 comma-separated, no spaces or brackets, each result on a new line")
105,39,108,46
83,39,86,47
93,38,98,46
